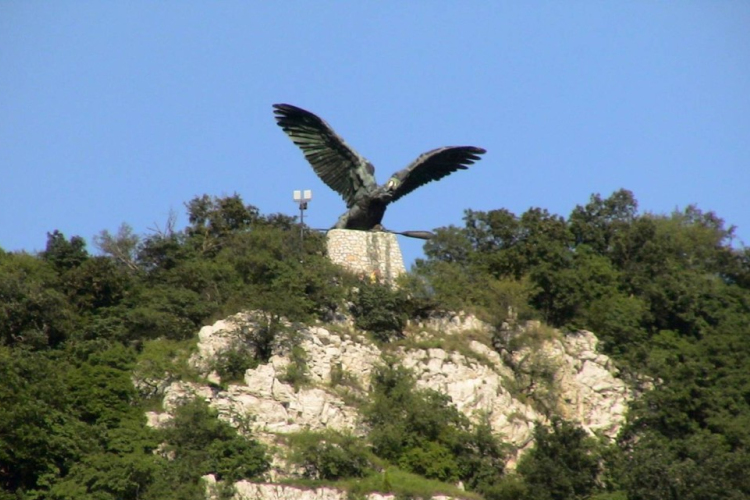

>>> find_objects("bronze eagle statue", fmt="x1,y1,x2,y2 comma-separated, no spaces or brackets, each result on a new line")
273,103,486,230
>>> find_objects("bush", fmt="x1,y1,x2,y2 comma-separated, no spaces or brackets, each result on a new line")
516,417,602,500
398,441,459,483
160,398,269,484
278,345,309,389
212,340,258,383
363,363,507,489
350,281,407,342
288,430,372,480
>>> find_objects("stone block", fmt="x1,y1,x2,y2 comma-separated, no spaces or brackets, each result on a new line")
326,229,405,283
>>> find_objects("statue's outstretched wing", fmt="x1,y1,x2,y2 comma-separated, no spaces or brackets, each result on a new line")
273,104,375,207
388,146,486,203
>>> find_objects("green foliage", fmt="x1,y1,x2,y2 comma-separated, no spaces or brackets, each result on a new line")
2,189,750,499
212,339,259,383
42,230,89,271
287,430,372,480
416,188,750,499
94,222,141,272
160,398,269,484
363,363,507,490
64,344,140,427
0,343,169,499
612,429,750,500
0,193,344,499
342,466,484,500
329,362,362,390
185,193,259,256
278,344,310,389
350,281,408,342
0,251,75,348
505,350,561,417
410,258,535,327
133,338,199,398
515,418,602,500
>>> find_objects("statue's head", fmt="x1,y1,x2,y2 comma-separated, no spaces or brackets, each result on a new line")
385,177,400,191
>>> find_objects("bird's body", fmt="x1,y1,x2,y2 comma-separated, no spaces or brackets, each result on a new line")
273,103,486,231
334,186,390,230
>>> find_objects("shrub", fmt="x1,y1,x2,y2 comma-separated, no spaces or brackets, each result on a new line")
350,281,407,342
160,398,269,483
212,340,258,383
516,417,602,500
288,430,372,481
363,363,507,488
278,345,309,389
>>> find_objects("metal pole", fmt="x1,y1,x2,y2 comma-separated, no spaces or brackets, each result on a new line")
299,202,305,255
293,190,311,258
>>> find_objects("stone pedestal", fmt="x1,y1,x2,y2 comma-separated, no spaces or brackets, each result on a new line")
326,229,405,283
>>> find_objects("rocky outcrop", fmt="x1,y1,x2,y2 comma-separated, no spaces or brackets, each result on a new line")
400,344,539,449
204,477,458,500
492,318,631,440
148,310,633,494
541,329,630,438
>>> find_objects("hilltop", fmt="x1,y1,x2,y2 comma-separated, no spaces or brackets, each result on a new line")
2,190,749,500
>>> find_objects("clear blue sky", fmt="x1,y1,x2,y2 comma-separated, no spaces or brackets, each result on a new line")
2,2,748,266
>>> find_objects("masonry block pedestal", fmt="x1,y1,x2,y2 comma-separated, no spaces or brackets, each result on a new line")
326,229,406,283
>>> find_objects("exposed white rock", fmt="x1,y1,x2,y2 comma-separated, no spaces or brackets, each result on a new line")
228,480,457,500
145,410,172,428
400,346,540,448
540,330,631,439
162,380,216,411
301,326,381,388
191,312,269,373
156,362,361,437
420,311,493,336
149,311,633,478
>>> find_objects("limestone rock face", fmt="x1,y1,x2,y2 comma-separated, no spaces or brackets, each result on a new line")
205,475,458,500
400,345,539,448
542,330,630,439
301,325,382,388
150,310,633,495
214,363,361,435
215,479,457,500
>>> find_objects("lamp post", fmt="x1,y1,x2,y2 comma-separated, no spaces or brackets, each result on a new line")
293,190,312,254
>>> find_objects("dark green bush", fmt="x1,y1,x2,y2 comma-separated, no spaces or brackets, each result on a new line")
288,430,372,480
350,281,407,342
363,363,507,488
212,340,258,383
160,398,269,483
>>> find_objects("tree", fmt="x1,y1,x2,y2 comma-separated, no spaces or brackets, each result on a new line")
94,223,140,272
42,230,89,271
185,194,259,256
569,189,638,256
363,363,506,488
0,252,75,347
516,418,602,500
159,398,268,483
